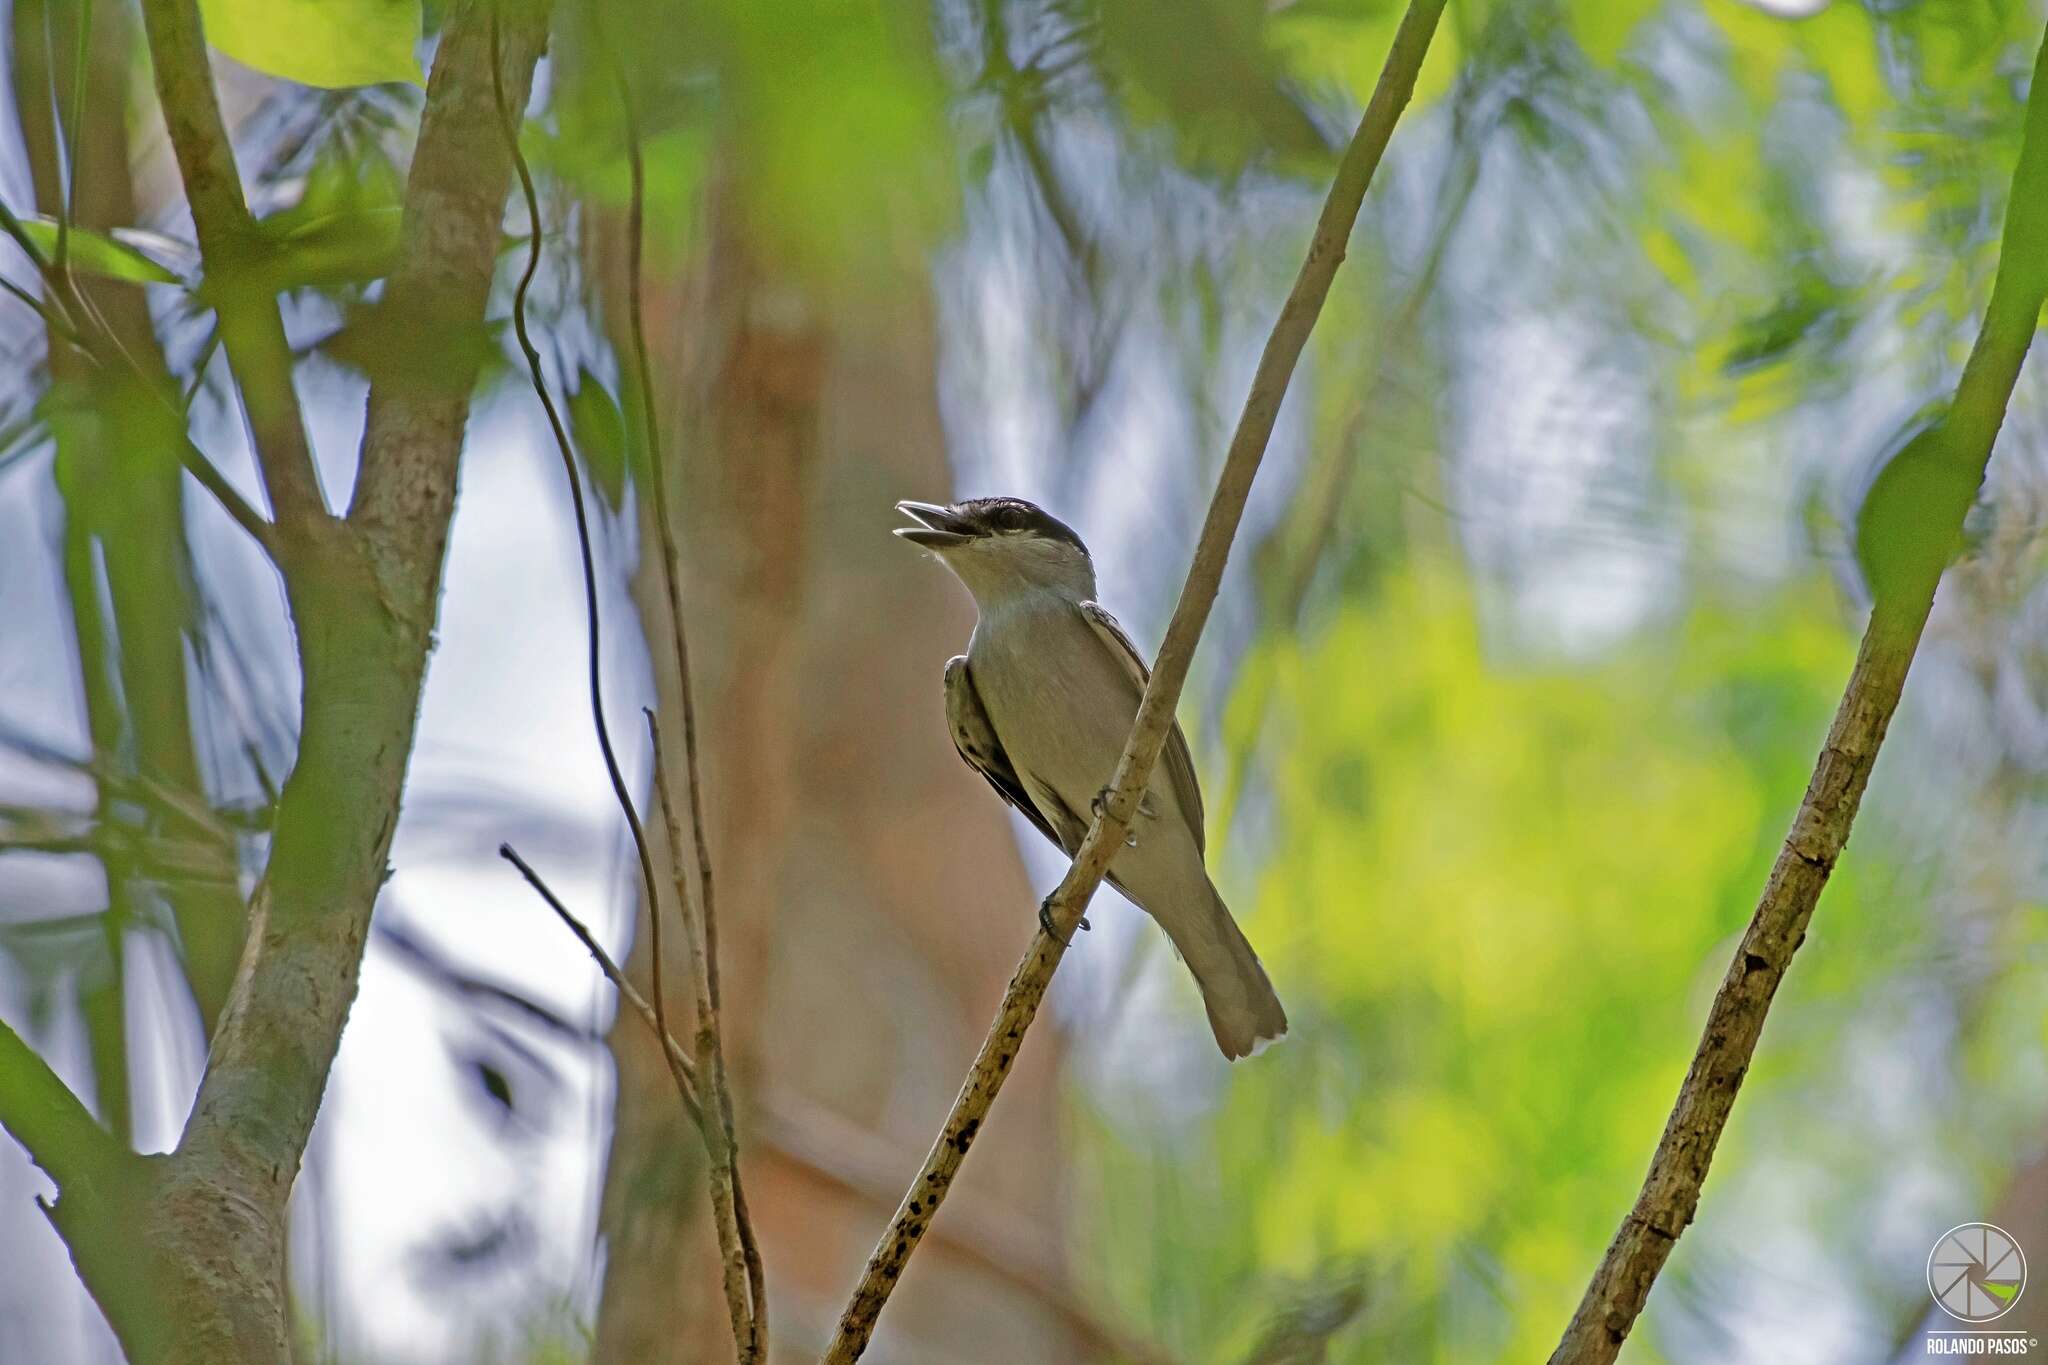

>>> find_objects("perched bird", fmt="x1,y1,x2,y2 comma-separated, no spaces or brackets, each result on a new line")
894,496,1287,1060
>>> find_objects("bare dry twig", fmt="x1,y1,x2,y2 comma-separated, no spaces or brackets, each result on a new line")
821,2,1448,1357
1547,25,2048,1365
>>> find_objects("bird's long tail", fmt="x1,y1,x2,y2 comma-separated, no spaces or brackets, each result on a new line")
1165,881,1287,1060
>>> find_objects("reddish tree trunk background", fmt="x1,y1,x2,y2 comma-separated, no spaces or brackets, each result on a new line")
588,198,1095,1361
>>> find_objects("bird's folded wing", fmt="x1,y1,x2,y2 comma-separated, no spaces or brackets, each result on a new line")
943,654,1081,854
1078,601,1205,855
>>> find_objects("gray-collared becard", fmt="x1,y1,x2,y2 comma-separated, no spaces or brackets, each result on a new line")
895,496,1287,1060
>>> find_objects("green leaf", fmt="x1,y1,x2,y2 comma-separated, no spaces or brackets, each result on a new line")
15,218,184,285
254,204,405,294
1853,413,1976,615
199,0,423,88
567,372,630,513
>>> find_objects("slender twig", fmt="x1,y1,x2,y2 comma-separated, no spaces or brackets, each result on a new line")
647,716,759,1364
137,0,327,528
615,51,768,1338
2,7,277,555
498,843,701,1122
486,10,674,1109
0,271,75,339
0,194,52,272
180,322,221,411
0,195,89,345
49,0,91,274
1548,27,2048,1365
172,434,276,550
617,59,678,1042
821,3,1447,1357
497,26,765,1358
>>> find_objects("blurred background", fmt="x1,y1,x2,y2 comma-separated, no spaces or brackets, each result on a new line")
3,0,2048,1360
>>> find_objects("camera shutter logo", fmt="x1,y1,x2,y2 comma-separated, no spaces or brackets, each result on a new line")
1928,1223,2027,1322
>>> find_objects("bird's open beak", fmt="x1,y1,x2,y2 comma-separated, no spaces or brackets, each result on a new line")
893,500,976,550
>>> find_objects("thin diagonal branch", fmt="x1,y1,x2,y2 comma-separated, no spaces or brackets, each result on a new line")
0,1013,155,1362
821,2,1447,1357
487,10,673,1076
498,843,701,1122
1548,26,2048,1365
171,434,275,550
138,0,327,530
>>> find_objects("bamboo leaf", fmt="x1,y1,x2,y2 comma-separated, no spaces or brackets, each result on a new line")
15,217,184,285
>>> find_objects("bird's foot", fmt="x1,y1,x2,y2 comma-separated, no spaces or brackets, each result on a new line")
1091,787,1145,847
1038,897,1090,945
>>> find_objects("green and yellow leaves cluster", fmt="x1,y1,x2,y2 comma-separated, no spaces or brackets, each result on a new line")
1084,564,1864,1360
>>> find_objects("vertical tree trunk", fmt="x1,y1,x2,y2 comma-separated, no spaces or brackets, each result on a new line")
588,206,1094,1361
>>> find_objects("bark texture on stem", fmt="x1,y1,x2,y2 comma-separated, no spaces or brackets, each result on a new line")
96,6,552,1361
820,2,1447,1357
1548,27,2048,1365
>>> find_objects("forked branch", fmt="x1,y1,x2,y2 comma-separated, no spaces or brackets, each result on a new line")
1547,25,2048,1365
821,1,1449,1357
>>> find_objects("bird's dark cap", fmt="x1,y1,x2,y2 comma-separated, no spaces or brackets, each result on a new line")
893,497,1089,556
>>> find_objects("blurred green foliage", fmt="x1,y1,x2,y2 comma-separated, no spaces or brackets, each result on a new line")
542,0,957,291
1082,560,1856,1360
1066,3,2048,1360
5,0,2048,1358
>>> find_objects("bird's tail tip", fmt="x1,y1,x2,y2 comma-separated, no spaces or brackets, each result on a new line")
1181,882,1288,1061
1207,971,1289,1061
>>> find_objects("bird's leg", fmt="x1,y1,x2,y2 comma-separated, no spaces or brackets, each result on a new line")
1091,787,1149,847
1038,896,1090,944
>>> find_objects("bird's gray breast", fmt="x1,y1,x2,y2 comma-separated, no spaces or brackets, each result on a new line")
966,597,1137,824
